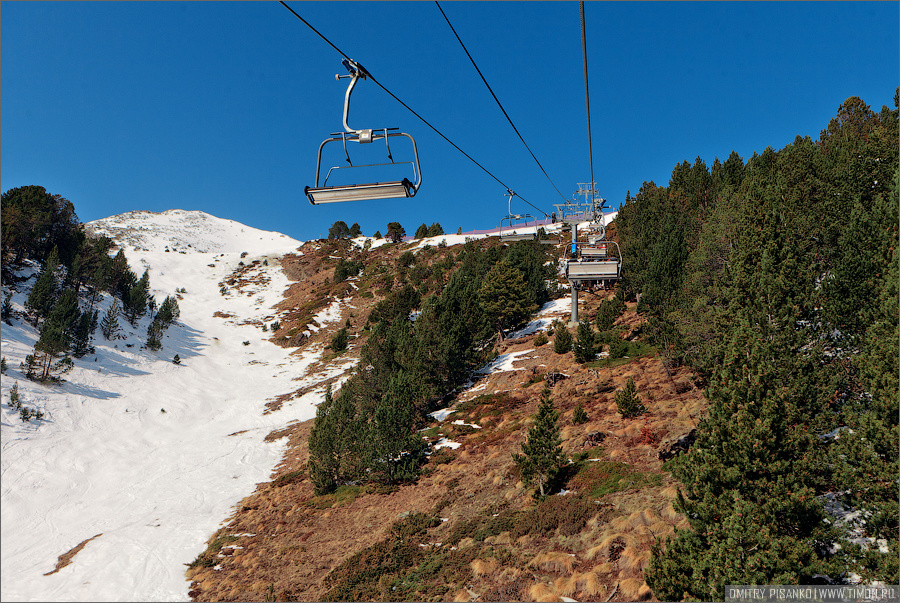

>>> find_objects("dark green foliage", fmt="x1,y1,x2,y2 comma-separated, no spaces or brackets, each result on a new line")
349,222,362,238
553,321,572,354
25,246,61,324
573,318,596,363
100,300,122,340
0,357,7,374
426,222,444,237
1,185,84,268
513,387,564,498
533,331,548,347
308,385,365,495
173,354,181,365
146,319,164,351
369,283,420,324
9,382,20,408
333,257,363,283
327,220,350,239
414,223,428,239
595,292,626,331
478,261,537,336
155,295,180,326
614,378,644,418
572,403,589,425
329,326,349,353
373,230,382,239
2,292,13,322
397,250,415,268
386,222,405,243
71,309,97,358
123,269,150,326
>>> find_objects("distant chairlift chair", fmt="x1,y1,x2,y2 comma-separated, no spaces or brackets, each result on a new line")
498,189,539,242
305,59,422,205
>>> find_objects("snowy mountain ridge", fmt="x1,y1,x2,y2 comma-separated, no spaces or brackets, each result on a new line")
85,209,300,255
0,210,340,602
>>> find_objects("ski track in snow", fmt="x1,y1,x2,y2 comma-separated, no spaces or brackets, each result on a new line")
0,211,353,602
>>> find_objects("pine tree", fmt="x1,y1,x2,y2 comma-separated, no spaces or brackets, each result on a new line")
573,317,596,363
308,384,365,495
614,378,645,418
327,220,350,239
426,222,444,237
366,371,427,485
349,222,362,238
24,246,60,324
71,309,97,358
414,223,428,239
155,295,180,326
478,261,537,337
29,289,79,382
513,387,564,498
146,318,164,351
101,300,122,340
572,403,589,425
1,291,13,322
385,222,405,243
122,269,150,326
329,326,349,353
373,230,382,239
553,322,572,354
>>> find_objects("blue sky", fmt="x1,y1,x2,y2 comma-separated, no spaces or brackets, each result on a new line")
3,1,897,242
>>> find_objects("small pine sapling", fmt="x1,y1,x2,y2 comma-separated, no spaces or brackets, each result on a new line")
615,378,645,419
9,382,21,410
513,387,565,498
553,323,573,354
573,318,596,363
533,332,549,347
0,357,6,374
329,326,349,353
573,403,589,425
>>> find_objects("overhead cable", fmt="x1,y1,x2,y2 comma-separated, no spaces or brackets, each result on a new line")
435,1,568,206
579,1,596,208
279,1,548,217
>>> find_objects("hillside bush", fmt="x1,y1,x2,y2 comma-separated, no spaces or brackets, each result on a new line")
553,322,572,354
614,378,645,418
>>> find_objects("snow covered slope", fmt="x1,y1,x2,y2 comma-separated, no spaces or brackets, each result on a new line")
0,211,342,601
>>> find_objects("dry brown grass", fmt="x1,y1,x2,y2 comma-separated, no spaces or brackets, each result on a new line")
531,550,576,574
43,533,103,576
620,577,650,600
470,557,498,578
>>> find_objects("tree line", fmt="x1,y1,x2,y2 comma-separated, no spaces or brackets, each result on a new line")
608,94,898,598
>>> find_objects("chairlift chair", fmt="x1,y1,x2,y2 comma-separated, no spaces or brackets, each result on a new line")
306,59,422,205
496,189,539,241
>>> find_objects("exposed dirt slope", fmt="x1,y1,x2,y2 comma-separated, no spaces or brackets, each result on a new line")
186,238,707,602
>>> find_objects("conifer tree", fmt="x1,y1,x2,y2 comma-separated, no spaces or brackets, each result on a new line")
478,261,537,337
414,223,428,239
553,322,572,354
123,269,150,326
349,222,362,238
386,222,405,243
25,246,60,324
308,384,365,494
426,222,444,237
71,309,97,357
513,387,564,498
1,291,13,322
146,318,164,351
573,317,596,363
614,378,644,418
101,299,122,340
29,289,79,381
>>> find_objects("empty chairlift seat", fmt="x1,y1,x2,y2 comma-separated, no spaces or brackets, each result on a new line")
306,59,422,205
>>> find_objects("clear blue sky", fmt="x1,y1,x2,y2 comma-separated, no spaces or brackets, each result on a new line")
3,1,897,242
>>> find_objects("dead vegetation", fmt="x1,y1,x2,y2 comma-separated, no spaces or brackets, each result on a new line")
188,237,708,602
